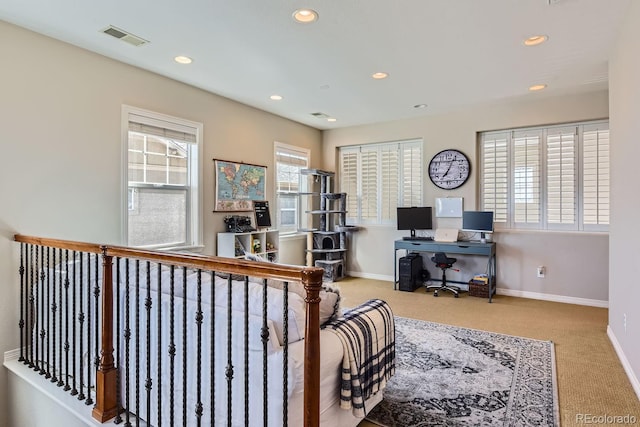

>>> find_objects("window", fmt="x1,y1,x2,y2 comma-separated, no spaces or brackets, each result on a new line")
339,139,422,224
274,142,310,233
123,106,203,248
480,120,609,232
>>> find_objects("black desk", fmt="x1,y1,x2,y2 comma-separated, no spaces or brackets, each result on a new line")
394,239,497,302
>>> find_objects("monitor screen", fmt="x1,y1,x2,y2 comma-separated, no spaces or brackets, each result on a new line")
397,207,433,237
462,211,494,233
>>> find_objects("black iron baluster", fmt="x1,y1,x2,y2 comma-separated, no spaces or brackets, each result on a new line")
39,245,46,376
168,265,175,427
91,254,100,406
145,262,152,426
124,258,132,427
195,270,203,426
210,271,215,427
261,278,268,426
71,251,78,396
243,276,249,426
27,244,33,368
135,260,141,427
157,263,163,427
282,281,289,427
226,275,233,427
64,249,71,391
57,248,64,388
50,248,58,383
33,245,39,372
78,253,86,401
45,247,51,379
114,257,123,423
182,267,188,426
18,243,25,363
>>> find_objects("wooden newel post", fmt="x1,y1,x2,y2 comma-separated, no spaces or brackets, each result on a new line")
302,268,324,427
92,248,119,422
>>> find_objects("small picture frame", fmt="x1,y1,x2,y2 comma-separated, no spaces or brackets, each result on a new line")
253,200,271,228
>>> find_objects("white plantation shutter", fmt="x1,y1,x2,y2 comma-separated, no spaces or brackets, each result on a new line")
400,142,423,207
360,147,379,221
582,124,610,229
481,132,509,224
513,130,541,226
339,148,359,223
546,126,577,229
380,145,399,221
339,139,422,224
479,120,608,232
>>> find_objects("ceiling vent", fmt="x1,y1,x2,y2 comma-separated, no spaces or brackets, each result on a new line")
101,25,149,47
310,112,330,119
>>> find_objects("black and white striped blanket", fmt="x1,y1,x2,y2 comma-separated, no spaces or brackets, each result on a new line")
324,299,395,418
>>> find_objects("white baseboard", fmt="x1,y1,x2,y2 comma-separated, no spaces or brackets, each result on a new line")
496,288,608,308
347,271,394,282
346,272,609,308
607,326,640,401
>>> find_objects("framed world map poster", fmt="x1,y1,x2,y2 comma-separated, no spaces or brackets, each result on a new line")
214,159,267,211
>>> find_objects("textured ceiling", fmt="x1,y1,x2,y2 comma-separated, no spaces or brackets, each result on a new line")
0,0,630,129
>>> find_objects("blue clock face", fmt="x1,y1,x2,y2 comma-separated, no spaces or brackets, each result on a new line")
428,149,471,189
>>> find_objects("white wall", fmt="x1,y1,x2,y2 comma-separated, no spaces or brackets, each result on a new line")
323,91,610,304
609,1,640,399
0,20,322,426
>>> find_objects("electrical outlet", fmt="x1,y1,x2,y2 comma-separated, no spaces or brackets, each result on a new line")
537,266,545,278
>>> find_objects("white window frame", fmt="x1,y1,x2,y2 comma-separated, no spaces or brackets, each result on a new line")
122,105,203,249
480,120,609,232
339,139,423,225
274,142,310,234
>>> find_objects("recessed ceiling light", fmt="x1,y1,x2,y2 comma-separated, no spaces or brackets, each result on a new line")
414,104,428,109
270,95,283,101
372,72,388,80
327,118,337,122
524,35,548,46
529,84,547,91
174,56,192,64
293,9,318,23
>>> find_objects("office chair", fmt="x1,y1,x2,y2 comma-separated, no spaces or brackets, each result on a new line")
426,252,460,298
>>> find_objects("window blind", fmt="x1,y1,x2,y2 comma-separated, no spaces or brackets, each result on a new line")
481,132,509,224
339,139,422,224
479,120,609,232
582,124,610,228
513,130,541,225
546,126,577,228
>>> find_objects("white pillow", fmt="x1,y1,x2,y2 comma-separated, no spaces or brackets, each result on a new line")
211,275,306,346
249,278,341,326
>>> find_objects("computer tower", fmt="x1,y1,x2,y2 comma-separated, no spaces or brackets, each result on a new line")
398,253,423,292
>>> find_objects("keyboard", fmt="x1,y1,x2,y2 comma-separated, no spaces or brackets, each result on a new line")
402,236,433,241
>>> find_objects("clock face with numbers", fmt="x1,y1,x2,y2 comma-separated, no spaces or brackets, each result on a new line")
428,149,471,190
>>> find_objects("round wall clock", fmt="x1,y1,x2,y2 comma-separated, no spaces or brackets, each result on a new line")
428,149,471,190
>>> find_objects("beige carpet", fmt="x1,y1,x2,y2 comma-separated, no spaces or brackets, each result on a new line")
336,277,640,427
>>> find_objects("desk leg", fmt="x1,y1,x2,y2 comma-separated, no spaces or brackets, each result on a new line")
393,248,398,290
488,254,496,303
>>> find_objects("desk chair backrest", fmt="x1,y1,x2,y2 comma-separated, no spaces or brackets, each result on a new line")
432,252,456,269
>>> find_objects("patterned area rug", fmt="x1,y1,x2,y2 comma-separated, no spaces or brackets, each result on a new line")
366,317,559,427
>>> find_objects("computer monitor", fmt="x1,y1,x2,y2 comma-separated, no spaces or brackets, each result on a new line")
397,207,433,238
462,211,494,242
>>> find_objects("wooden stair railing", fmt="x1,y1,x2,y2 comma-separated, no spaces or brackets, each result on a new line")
14,234,324,427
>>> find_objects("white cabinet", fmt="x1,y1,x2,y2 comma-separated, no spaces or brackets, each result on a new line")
217,230,279,262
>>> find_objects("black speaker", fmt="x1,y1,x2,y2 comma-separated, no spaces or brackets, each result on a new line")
398,254,422,292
